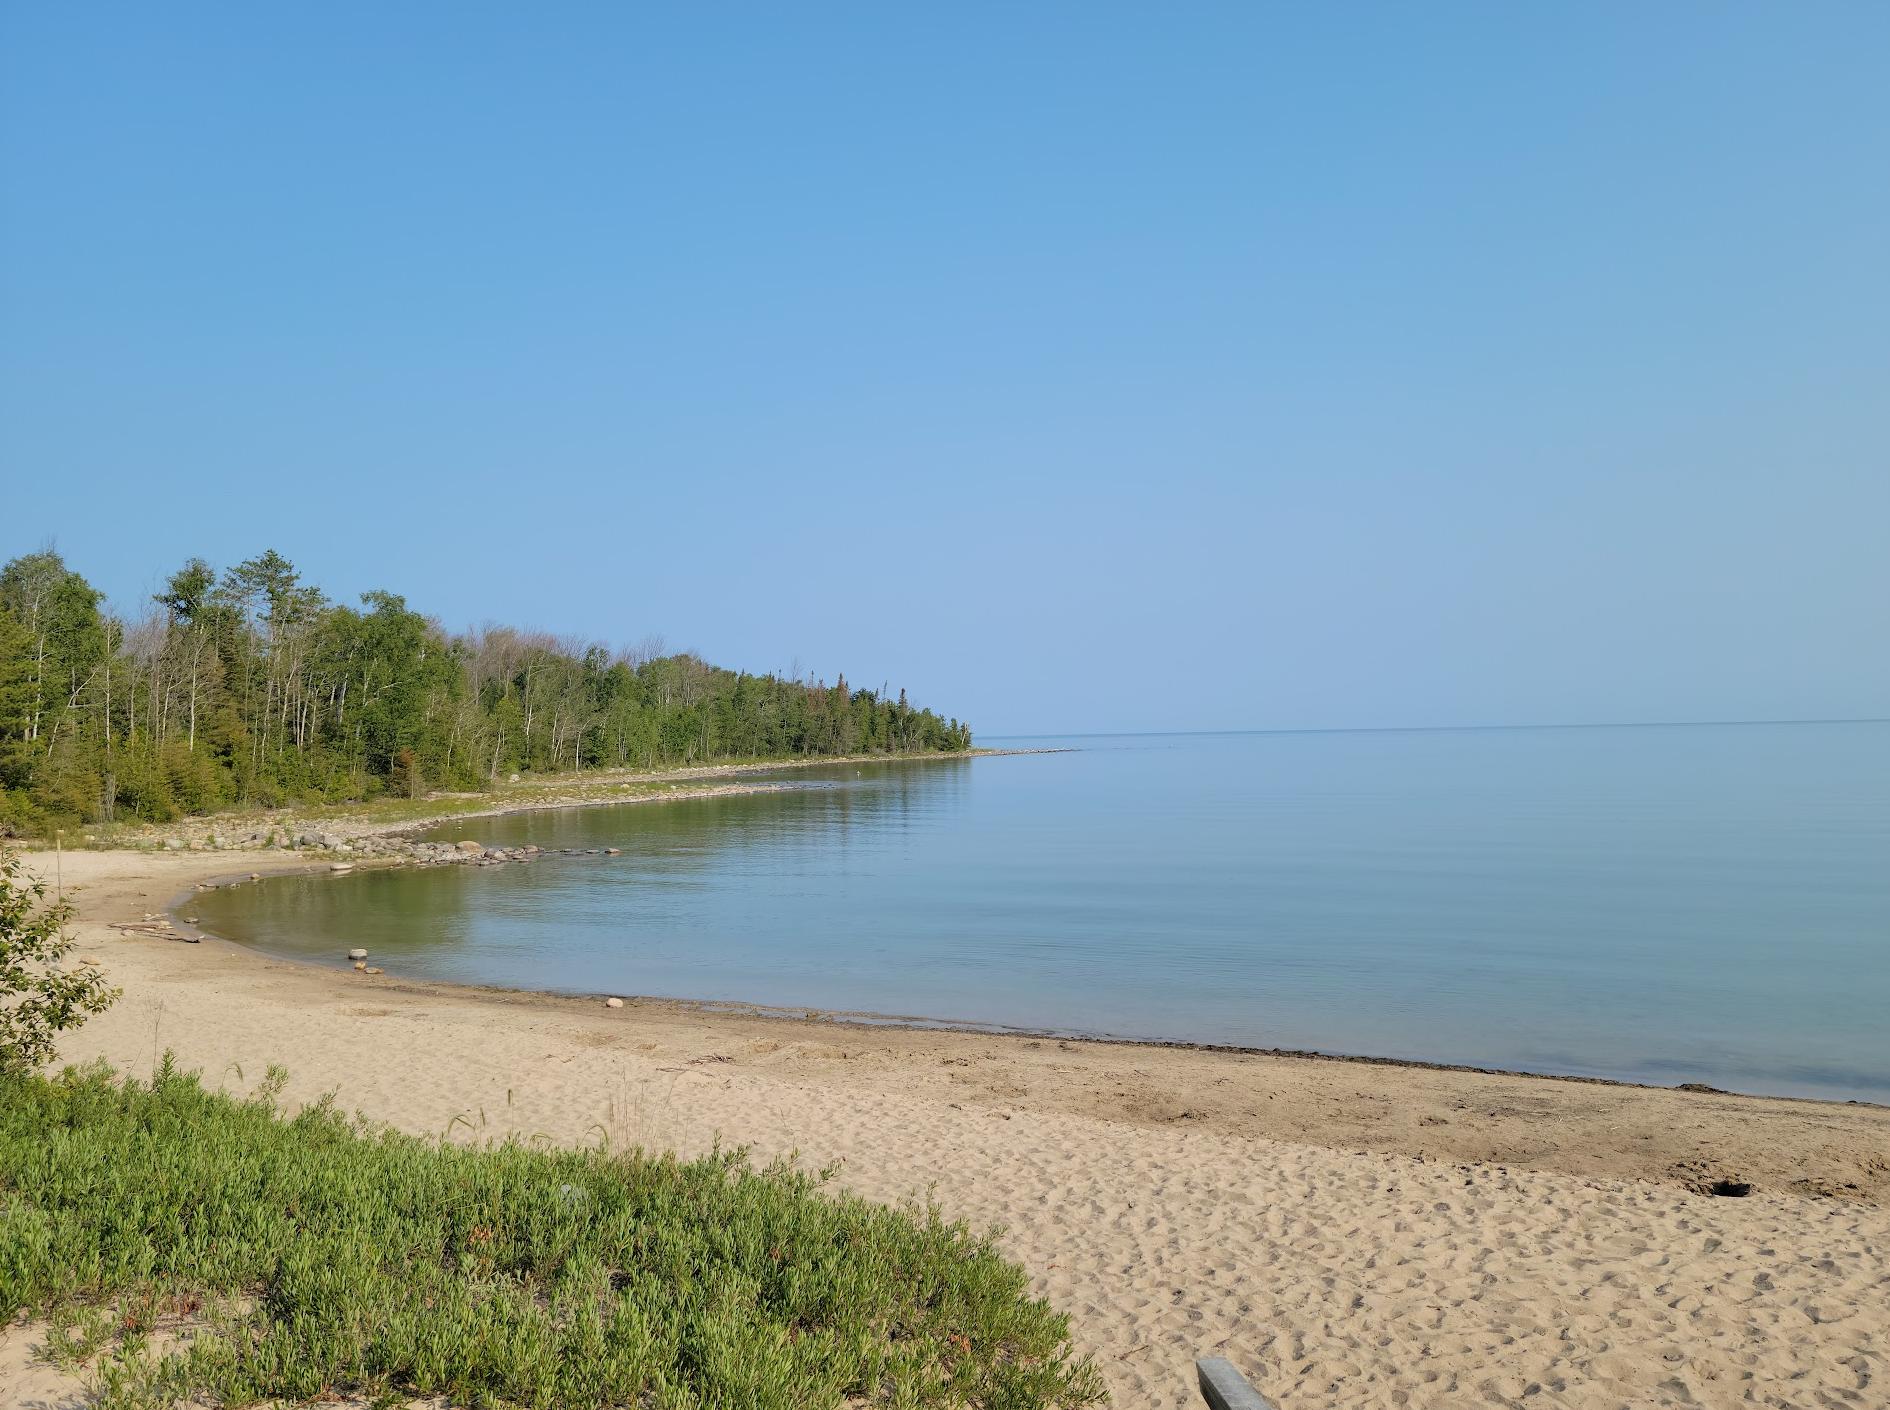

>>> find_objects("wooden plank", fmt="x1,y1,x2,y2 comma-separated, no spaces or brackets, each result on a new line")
1196,1356,1277,1410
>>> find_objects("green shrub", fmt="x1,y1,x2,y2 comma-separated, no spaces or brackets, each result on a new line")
0,790,51,840
161,740,234,816
0,850,119,1074
110,747,178,823
0,1060,1104,1409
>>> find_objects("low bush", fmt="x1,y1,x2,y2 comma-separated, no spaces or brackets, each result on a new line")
0,1060,1103,1409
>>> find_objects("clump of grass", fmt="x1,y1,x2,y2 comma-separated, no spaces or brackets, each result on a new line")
0,1059,1103,1409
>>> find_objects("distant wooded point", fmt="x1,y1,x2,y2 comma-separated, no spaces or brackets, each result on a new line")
0,549,971,835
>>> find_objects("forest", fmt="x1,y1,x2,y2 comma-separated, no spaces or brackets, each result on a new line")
0,548,971,835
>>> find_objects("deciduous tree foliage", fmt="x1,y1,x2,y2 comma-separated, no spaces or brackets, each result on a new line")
0,851,119,1073
0,550,971,834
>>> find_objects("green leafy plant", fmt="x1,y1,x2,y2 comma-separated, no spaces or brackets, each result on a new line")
0,849,119,1074
0,1059,1104,1409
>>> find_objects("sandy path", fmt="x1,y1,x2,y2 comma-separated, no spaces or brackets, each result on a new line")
4,847,1887,1408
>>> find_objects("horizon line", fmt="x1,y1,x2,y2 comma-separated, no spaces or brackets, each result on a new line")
980,716,1890,741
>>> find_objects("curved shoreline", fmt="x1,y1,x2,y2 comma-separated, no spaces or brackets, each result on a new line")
173,864,1880,1115
154,746,1887,1114
60,836,1890,1200
21,844,1890,1406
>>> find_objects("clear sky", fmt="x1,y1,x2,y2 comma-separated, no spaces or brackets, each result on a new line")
3,4,1885,735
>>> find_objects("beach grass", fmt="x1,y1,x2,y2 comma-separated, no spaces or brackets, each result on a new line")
0,1058,1103,1409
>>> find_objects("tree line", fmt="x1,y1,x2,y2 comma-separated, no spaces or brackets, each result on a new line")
0,548,971,835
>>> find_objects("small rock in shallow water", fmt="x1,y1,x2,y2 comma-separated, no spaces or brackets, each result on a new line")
364,966,383,975
604,847,621,855
348,948,369,960
456,839,484,853
353,961,367,971
604,997,624,1009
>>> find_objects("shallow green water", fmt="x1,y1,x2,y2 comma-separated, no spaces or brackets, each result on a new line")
194,723,1890,1102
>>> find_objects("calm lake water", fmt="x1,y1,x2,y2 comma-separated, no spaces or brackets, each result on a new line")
194,724,1890,1103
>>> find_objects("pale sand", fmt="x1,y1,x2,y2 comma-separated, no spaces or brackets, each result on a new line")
4,847,1887,1408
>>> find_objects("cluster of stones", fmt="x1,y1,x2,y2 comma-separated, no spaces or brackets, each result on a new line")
393,837,544,867
162,828,297,851
158,824,623,869
163,829,632,872
380,839,626,867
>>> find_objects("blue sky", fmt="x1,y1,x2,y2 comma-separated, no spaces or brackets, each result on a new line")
3,4,1886,734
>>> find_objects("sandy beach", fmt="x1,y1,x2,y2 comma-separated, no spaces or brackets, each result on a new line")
4,837,1887,1409
12,1,1889,1402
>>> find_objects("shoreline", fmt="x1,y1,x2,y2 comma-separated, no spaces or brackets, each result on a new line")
374,746,1070,839
179,867,1890,1113
158,754,1879,1113
68,837,1890,1202
13,843,1890,1408
132,844,1890,1198
80,746,1061,853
